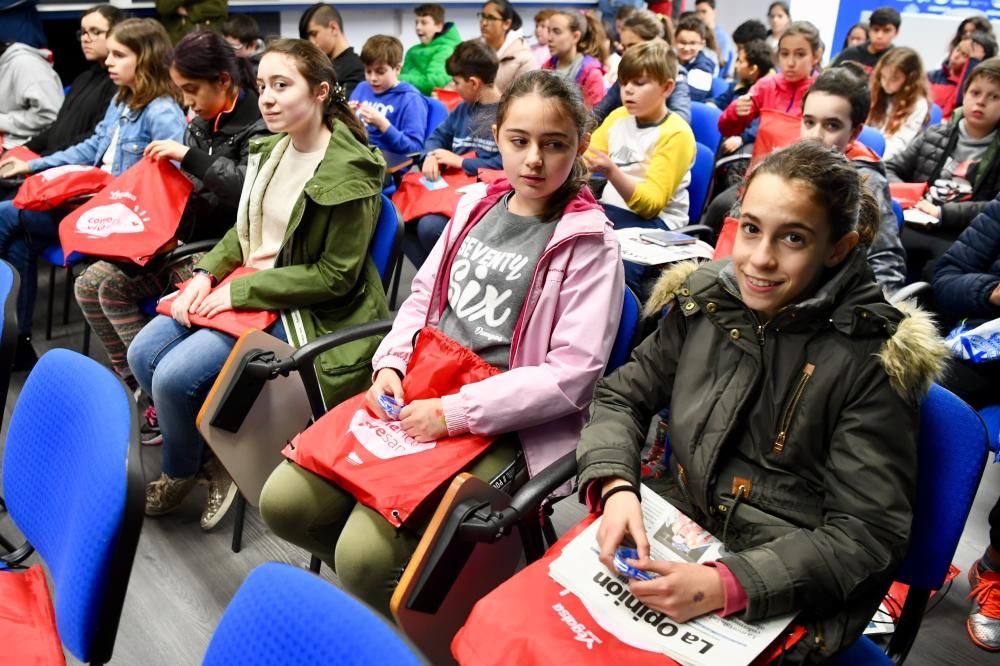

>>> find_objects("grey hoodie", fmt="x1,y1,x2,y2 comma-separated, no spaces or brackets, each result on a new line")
0,42,63,147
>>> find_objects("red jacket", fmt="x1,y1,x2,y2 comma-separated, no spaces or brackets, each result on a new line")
542,54,606,108
718,72,816,137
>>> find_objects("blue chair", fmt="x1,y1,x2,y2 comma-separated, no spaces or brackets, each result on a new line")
41,244,86,341
891,198,904,231
710,77,729,99
929,103,943,126
0,349,143,664
425,96,449,138
203,562,424,665
606,286,640,375
0,259,18,419
977,404,1000,457
688,142,715,225
371,194,404,306
689,102,723,152
857,125,886,158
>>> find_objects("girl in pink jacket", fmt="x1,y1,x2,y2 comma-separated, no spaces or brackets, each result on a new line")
718,21,820,138
541,10,608,108
260,70,624,617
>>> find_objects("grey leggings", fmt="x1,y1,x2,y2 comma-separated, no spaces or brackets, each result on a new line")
259,438,523,617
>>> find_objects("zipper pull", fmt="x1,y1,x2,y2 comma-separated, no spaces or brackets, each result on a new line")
772,432,786,454
757,324,765,343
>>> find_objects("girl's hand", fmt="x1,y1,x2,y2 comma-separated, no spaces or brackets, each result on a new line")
422,154,440,181
170,273,212,327
0,157,30,178
734,94,754,117
399,398,447,442
722,136,743,154
195,282,232,318
596,478,649,572
366,368,405,419
584,149,615,175
430,149,463,169
145,139,190,162
914,199,942,220
627,560,726,623
990,283,1000,306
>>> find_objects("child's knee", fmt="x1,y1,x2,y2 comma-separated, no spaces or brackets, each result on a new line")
259,462,318,539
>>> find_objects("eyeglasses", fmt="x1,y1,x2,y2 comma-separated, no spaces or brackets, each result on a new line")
477,12,504,23
76,28,109,41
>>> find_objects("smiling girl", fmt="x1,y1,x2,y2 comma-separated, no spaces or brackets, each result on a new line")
541,10,607,107
867,47,930,161
578,140,947,662
259,70,624,617
0,17,185,370
128,38,387,530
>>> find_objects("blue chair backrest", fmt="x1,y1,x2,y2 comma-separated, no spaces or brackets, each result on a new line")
426,96,449,138
2,349,141,662
894,384,988,590
606,286,640,375
371,194,402,290
857,125,886,158
203,562,424,665
688,142,715,225
977,404,1000,455
891,199,904,231
929,103,943,126
710,77,729,99
689,102,722,152
0,259,19,420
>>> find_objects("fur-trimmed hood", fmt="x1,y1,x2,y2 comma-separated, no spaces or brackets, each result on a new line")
643,257,948,401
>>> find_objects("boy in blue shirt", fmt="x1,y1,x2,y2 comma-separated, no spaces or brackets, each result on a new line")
350,35,428,161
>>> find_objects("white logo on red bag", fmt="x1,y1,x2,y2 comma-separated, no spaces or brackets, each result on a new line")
75,202,150,237
40,164,95,182
552,602,603,650
348,409,436,460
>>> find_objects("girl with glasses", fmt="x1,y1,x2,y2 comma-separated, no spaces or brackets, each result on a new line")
478,0,536,92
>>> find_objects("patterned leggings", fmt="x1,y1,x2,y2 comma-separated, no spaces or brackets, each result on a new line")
74,255,201,382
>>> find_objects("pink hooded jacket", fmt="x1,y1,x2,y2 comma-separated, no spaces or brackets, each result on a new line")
718,72,817,137
372,179,624,481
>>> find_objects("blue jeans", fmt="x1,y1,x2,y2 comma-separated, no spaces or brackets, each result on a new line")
127,314,286,478
603,204,667,300
402,214,449,269
0,201,59,335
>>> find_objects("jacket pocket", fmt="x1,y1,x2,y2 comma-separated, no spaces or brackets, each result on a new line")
118,141,146,172
772,362,814,455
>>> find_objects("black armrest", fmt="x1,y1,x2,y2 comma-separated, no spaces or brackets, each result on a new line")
161,238,220,263
890,281,931,305
674,224,714,243
288,319,395,368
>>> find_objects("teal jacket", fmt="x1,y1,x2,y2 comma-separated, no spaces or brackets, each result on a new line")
400,23,462,95
197,123,389,409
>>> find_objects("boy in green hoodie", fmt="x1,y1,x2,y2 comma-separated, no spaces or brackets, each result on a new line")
400,3,461,95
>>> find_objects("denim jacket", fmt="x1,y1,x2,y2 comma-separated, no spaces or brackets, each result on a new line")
28,95,185,176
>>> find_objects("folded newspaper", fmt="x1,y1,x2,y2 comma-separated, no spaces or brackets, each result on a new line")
548,486,795,666
614,228,714,266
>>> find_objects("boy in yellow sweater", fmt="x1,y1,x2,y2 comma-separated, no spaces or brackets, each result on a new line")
585,39,696,230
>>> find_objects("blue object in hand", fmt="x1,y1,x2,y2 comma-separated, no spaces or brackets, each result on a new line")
613,547,657,581
377,394,404,420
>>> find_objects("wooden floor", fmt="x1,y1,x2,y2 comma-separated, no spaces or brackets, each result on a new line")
1,261,998,665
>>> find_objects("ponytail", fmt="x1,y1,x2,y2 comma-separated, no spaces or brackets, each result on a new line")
579,13,609,63
325,84,368,145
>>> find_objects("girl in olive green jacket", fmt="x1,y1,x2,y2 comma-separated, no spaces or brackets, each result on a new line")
577,141,949,663
128,39,388,531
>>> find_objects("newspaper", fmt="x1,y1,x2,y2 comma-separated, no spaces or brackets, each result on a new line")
614,228,714,266
548,485,795,666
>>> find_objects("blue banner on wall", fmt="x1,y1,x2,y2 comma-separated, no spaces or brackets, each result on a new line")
832,0,998,59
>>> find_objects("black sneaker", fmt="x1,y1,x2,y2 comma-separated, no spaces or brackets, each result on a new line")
11,334,37,373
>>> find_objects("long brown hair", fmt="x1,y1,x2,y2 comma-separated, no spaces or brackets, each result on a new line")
109,18,181,110
743,141,879,247
552,10,609,64
494,71,593,222
868,47,930,138
623,9,673,47
260,39,367,145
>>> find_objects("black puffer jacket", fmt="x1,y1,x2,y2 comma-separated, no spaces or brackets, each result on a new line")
577,255,948,663
885,111,1000,233
933,192,1000,322
178,88,268,242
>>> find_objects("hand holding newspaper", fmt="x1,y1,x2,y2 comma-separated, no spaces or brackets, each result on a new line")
548,485,796,666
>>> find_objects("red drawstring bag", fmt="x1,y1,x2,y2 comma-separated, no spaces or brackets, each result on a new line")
888,182,929,209
392,168,478,223
13,165,112,212
0,565,66,665
452,514,806,666
58,157,193,266
432,87,463,112
2,145,41,162
283,326,500,527
713,216,739,260
156,266,278,338
750,110,802,167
